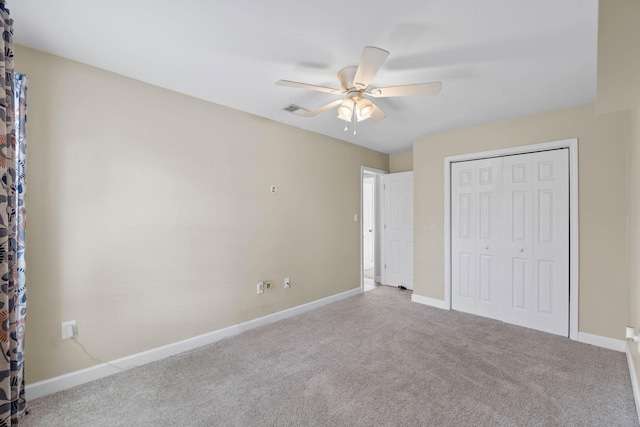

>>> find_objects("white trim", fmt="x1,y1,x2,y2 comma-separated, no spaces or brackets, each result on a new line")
626,342,640,422
361,166,388,175
411,296,622,356
443,138,579,340
444,155,452,310
577,332,626,352
568,142,579,341
411,293,450,310
376,173,385,285
25,287,362,401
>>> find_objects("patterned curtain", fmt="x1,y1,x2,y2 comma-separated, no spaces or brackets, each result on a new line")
0,1,28,425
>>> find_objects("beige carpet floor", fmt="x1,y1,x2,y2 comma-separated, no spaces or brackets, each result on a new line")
20,286,638,426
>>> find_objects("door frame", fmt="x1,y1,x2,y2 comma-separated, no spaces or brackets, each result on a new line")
444,138,579,340
361,166,387,291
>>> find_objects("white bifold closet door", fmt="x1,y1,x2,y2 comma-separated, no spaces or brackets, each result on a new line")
451,149,569,336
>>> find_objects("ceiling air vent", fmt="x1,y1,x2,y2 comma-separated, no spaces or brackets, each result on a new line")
283,104,310,116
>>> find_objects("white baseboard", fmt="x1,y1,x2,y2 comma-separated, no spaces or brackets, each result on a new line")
411,293,449,310
577,332,626,352
26,287,362,401
408,299,625,353
626,342,640,423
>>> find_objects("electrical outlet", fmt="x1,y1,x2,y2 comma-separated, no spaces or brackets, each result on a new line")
284,277,290,288
265,281,272,290
61,320,77,340
257,281,264,294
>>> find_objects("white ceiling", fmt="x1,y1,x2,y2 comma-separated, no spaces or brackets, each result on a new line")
10,0,598,154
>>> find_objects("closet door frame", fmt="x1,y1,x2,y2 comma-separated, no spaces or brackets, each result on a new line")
444,138,579,340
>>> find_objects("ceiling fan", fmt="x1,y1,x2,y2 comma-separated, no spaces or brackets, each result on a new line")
276,46,442,134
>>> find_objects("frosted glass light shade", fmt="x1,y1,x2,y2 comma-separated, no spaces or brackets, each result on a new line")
338,99,354,121
356,98,373,119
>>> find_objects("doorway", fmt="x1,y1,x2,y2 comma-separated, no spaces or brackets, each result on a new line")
361,167,386,292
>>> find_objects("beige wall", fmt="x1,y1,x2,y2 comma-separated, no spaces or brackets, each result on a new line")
598,0,640,392
628,107,640,387
15,45,388,384
413,103,629,339
596,0,640,114
389,151,413,172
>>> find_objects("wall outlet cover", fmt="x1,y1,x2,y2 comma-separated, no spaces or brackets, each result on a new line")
61,320,77,340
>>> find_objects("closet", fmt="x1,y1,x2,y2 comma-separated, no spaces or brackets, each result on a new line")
451,149,569,336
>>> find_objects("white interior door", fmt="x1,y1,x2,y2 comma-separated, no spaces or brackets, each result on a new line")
383,171,414,290
450,149,569,336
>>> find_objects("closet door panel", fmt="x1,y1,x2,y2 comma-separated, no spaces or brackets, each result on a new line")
452,162,477,314
451,158,502,319
502,156,535,328
475,158,502,320
531,149,569,336
502,150,569,335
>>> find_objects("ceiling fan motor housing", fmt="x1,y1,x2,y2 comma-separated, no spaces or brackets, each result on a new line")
338,66,359,91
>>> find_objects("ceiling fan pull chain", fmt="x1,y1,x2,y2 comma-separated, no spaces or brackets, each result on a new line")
353,112,358,135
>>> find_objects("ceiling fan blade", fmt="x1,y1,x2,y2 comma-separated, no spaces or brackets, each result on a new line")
368,81,442,98
303,99,343,117
371,104,387,121
353,46,390,90
276,80,343,95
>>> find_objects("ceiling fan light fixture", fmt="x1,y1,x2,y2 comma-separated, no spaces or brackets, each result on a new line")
356,113,371,122
276,46,441,131
338,99,354,121
356,98,374,119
